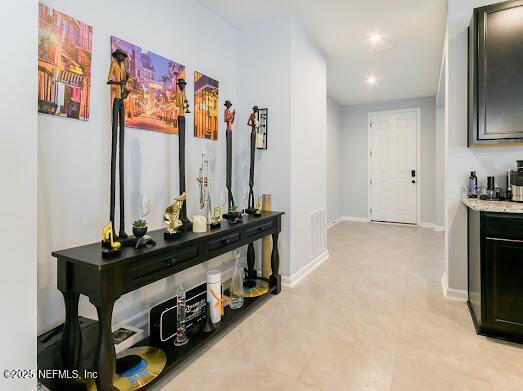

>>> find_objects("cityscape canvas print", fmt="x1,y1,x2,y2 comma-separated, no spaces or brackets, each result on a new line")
38,4,93,120
111,36,186,133
194,71,219,140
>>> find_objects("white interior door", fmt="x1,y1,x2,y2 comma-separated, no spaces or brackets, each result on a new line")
369,110,418,224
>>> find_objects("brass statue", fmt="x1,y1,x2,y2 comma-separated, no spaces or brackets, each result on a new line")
164,193,186,234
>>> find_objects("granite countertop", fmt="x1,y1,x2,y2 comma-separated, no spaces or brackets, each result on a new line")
462,197,523,213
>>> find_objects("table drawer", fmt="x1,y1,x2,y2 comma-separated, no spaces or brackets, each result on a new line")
484,213,523,240
126,245,201,290
245,219,274,239
207,231,242,257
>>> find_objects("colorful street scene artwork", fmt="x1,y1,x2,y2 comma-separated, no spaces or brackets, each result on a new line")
194,72,219,140
38,4,93,120
111,36,186,133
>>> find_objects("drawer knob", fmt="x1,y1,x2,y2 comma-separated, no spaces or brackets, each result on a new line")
223,239,231,246
167,258,176,266
257,227,264,232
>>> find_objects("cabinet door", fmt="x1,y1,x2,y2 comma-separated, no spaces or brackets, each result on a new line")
476,2,523,142
485,238,523,336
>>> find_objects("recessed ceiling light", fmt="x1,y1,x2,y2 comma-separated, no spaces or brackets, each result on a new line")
366,75,378,86
369,32,383,45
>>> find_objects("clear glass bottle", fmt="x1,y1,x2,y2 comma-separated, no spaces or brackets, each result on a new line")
174,286,189,346
229,251,244,309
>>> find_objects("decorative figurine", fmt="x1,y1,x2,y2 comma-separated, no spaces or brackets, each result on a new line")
107,48,130,239
175,78,191,230
101,222,121,258
174,286,189,347
224,100,236,208
246,106,259,214
163,193,186,239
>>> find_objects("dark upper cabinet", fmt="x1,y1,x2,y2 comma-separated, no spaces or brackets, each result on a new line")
468,1,523,146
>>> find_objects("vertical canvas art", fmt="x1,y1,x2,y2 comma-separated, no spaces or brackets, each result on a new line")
38,4,93,120
111,36,186,133
194,72,219,140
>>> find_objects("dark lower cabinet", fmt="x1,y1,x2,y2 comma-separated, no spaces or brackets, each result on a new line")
468,209,523,342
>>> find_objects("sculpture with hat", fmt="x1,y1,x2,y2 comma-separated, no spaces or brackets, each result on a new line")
224,100,236,208
175,78,192,230
106,47,130,240
246,106,259,214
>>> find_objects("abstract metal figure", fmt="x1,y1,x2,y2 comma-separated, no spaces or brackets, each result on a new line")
164,193,186,236
175,78,191,229
224,100,236,207
107,48,130,239
246,106,259,213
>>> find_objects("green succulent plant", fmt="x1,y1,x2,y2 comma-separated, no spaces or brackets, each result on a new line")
132,219,147,228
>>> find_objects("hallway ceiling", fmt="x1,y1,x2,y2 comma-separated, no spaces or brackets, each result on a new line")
197,0,447,106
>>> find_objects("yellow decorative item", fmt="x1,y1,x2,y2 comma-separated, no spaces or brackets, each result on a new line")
254,196,262,216
210,288,224,316
210,206,222,227
163,193,186,234
102,222,121,250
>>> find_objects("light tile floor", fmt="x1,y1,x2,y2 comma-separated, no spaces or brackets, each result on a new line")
160,221,523,390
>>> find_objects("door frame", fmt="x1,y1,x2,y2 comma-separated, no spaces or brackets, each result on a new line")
367,108,421,225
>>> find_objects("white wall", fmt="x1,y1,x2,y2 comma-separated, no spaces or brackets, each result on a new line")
237,17,328,278
0,1,38,389
237,17,293,276
435,107,445,228
327,97,343,223
38,0,240,334
446,0,523,292
341,96,437,223
289,20,327,276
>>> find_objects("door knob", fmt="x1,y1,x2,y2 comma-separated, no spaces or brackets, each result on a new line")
412,180,416,184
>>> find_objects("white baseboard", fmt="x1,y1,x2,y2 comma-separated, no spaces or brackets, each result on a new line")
433,225,446,232
327,217,342,229
440,272,468,302
282,250,330,288
419,222,436,229
342,216,371,223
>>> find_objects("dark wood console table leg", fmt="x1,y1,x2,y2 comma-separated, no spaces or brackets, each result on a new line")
93,300,117,391
270,232,281,294
246,242,257,279
60,290,82,369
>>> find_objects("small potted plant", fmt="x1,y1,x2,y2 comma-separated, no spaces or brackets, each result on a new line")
132,219,148,238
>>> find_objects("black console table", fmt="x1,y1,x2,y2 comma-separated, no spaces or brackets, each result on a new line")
51,211,283,391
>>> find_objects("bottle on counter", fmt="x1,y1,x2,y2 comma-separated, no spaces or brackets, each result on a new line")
468,171,478,198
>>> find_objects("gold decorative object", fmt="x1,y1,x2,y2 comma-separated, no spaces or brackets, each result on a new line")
164,193,186,234
210,207,222,226
102,222,121,250
254,196,262,216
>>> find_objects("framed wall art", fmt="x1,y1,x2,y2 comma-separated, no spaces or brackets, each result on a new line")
111,36,186,133
194,71,219,140
38,4,93,120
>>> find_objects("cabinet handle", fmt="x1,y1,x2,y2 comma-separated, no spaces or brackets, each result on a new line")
257,227,264,232
486,237,523,243
166,258,176,266
222,239,231,246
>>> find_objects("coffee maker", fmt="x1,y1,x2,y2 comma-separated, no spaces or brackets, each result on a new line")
509,160,523,202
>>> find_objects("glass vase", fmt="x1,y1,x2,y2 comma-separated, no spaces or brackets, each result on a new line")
229,251,244,310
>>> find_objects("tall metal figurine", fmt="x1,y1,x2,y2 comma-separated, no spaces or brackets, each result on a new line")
246,106,259,214
175,78,191,229
107,48,130,239
224,100,236,207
